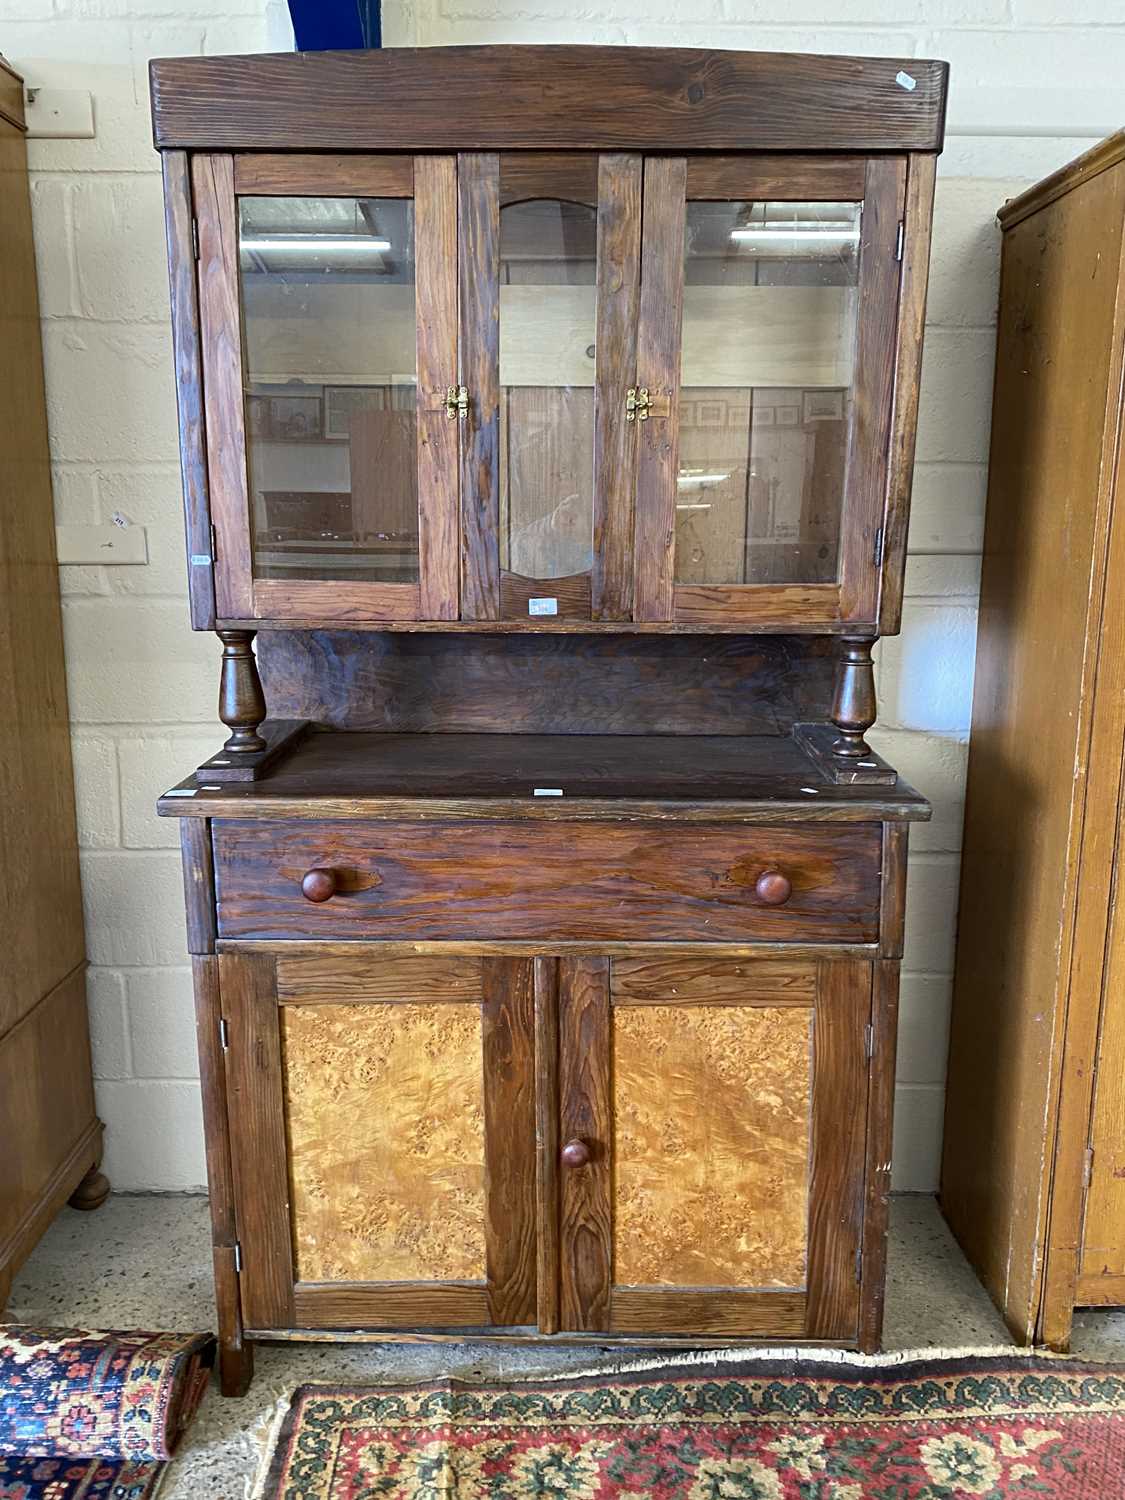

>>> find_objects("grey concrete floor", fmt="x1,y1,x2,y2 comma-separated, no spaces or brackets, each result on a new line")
8,1193,1125,1498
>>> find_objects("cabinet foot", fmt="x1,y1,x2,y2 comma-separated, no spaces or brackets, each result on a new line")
218,1339,254,1397
68,1166,111,1212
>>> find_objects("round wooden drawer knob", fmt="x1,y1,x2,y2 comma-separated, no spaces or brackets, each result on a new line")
755,870,792,906
560,1138,591,1169
301,867,338,903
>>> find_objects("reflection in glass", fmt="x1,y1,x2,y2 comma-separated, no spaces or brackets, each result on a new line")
499,199,597,580
238,196,418,584
675,200,860,587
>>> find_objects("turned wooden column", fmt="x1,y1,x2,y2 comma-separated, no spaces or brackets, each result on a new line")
217,629,267,755
830,636,877,759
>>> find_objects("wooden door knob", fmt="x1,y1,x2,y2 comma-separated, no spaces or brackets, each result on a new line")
755,870,792,905
560,1138,591,1169
301,867,338,903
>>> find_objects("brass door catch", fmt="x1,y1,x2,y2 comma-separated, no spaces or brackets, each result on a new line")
626,387,652,421
444,385,469,419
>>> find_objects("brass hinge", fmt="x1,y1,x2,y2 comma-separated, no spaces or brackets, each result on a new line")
444,385,469,420
233,1241,243,1274
626,386,652,421
864,1022,875,1060
191,216,200,261
219,1016,229,1051
872,525,884,568
1082,1147,1095,1190
895,219,905,261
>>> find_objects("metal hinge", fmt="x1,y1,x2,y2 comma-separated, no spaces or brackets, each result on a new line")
210,522,218,562
233,1241,243,1274
626,386,652,421
864,1022,875,1060
443,385,469,420
219,1016,230,1051
855,1240,864,1284
873,525,884,568
1082,1147,1095,1190
191,216,200,261
895,219,905,261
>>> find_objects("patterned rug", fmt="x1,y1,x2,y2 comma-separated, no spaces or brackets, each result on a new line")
0,1327,215,1499
254,1351,1125,1498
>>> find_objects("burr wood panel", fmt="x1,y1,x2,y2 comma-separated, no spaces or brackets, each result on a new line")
613,1003,812,1287
212,818,881,943
281,1000,487,1283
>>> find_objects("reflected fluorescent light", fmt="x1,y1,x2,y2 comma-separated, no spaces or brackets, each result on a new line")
241,236,392,253
730,226,858,245
678,472,731,488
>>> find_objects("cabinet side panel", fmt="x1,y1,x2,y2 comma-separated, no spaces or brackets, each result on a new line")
0,121,86,1033
459,152,501,620
941,164,1125,1341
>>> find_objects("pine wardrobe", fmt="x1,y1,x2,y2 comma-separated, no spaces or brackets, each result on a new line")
150,45,946,1393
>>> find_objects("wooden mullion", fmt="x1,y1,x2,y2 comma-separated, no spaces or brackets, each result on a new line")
878,153,937,635
557,956,612,1330
838,156,908,622
220,951,295,1328
482,957,538,1325
534,957,561,1334
805,957,871,1340
633,157,687,622
192,153,253,621
592,153,642,620
162,150,214,631
415,154,460,620
458,152,501,620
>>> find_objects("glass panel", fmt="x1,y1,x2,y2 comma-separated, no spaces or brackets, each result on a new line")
676,200,860,587
499,199,597,580
239,196,418,584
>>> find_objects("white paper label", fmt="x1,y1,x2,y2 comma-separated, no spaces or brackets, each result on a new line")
895,69,917,91
528,597,558,616
533,788,564,796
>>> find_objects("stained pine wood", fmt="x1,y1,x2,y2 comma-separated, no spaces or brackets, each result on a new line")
212,817,881,943
179,818,216,954
805,958,870,1341
0,56,24,131
941,145,1125,1349
255,632,839,735
233,153,414,197
192,955,252,1395
415,155,460,621
459,153,501,620
276,953,482,1005
499,571,591,621
609,1289,806,1337
499,153,598,207
220,950,295,1329
592,154,641,620
838,157,906,621
684,155,866,201
557,957,612,1331
611,956,818,1006
291,1283,492,1329
162,150,214,630
859,958,900,1353
534,957,561,1335
0,98,102,1301
879,822,909,960
879,153,937,635
482,959,538,1325
150,48,948,153
633,157,686,622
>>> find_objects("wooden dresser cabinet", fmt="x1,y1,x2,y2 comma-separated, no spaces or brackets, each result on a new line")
942,134,1125,1349
150,45,946,1393
0,54,108,1311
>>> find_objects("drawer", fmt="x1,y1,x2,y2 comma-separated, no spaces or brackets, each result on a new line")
213,819,881,943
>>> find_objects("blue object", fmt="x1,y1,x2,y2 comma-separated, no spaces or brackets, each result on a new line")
288,0,381,50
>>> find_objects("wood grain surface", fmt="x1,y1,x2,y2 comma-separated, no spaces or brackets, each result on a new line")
557,957,612,1330
212,816,881,943
482,958,538,1325
150,48,948,153
459,153,501,620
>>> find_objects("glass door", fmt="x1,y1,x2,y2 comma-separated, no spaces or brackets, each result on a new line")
633,156,907,627
193,153,458,623
458,153,641,622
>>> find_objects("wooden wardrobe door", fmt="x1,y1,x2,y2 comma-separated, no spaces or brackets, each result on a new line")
221,950,536,1330
550,954,871,1340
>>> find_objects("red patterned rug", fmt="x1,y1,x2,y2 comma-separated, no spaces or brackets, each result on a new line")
254,1351,1125,1498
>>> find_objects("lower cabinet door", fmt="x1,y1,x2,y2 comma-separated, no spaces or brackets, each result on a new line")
551,954,873,1341
221,950,538,1332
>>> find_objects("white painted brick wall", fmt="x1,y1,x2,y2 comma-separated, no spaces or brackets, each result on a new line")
3,0,1115,1191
